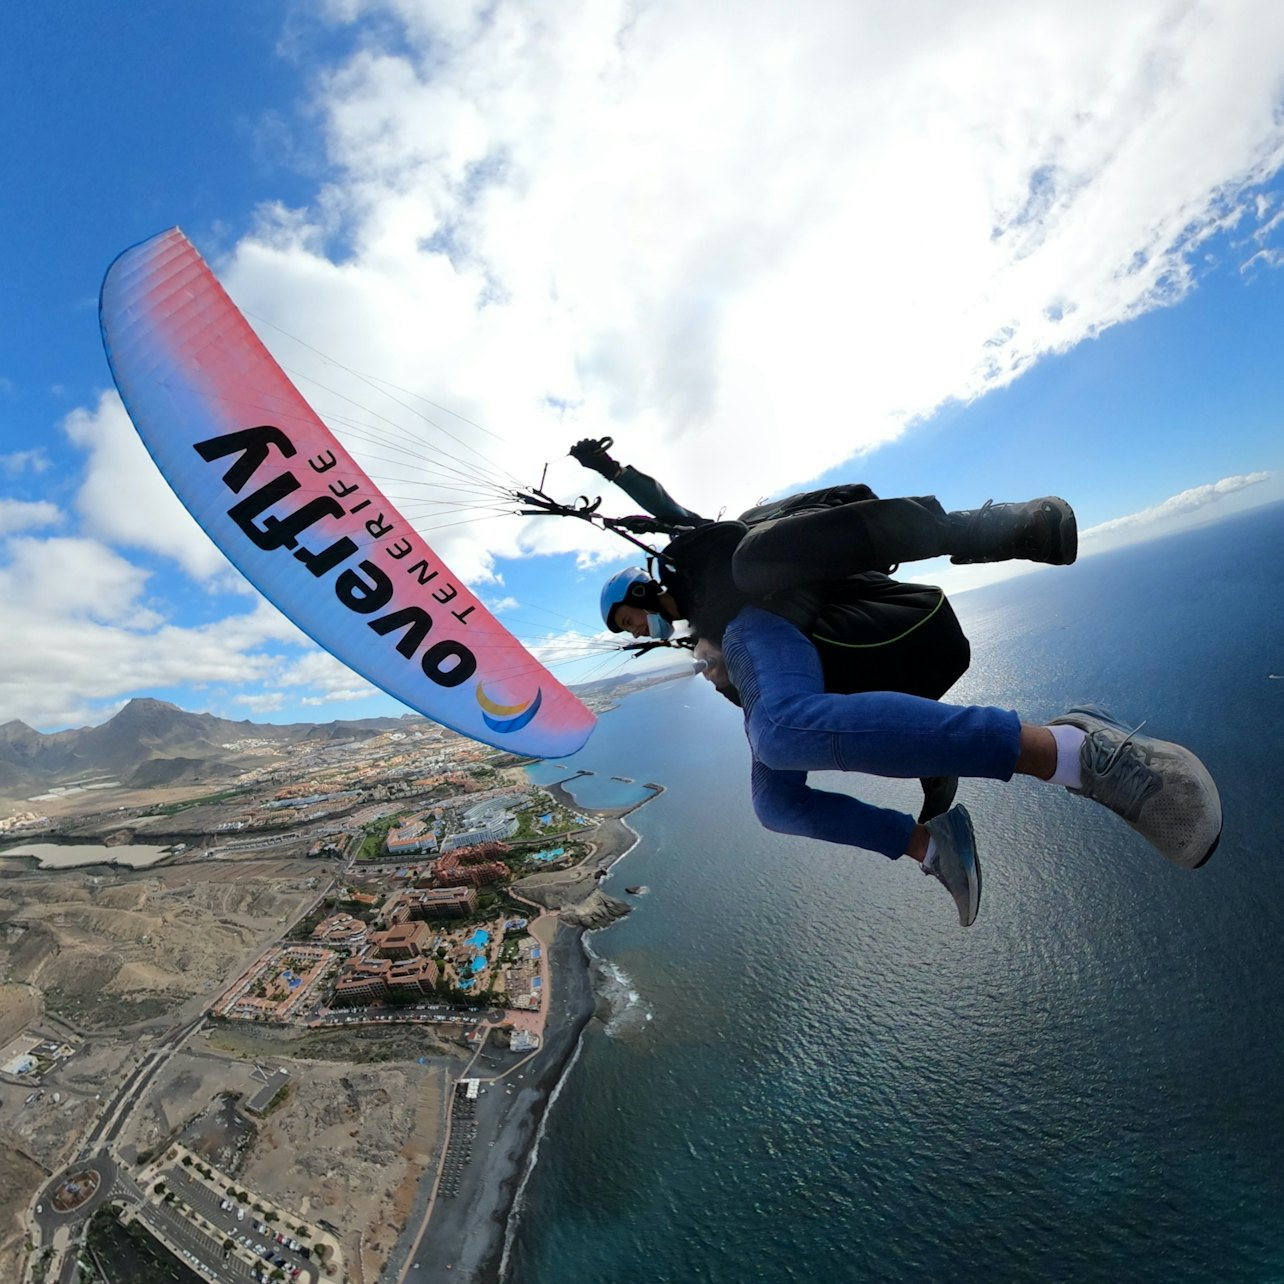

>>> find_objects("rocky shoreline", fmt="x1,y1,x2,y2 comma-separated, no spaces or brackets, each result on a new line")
388,789,655,1284
392,919,599,1283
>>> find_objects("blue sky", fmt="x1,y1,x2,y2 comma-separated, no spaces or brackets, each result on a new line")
3,1,1283,735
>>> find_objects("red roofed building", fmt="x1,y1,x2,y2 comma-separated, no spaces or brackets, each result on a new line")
331,958,391,1007
387,887,478,923
434,852,507,887
387,957,440,997
369,921,432,959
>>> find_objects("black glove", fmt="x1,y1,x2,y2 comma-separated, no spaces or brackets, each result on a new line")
569,437,621,480
615,514,678,534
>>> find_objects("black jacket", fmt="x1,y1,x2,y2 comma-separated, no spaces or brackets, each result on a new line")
634,481,970,701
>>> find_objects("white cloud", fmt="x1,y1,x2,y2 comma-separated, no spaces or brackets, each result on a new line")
62,391,232,582
0,449,51,476
56,3,1284,592
21,1,1284,728
276,649,379,699
0,536,159,627
0,499,62,536
1081,471,1273,540
300,689,380,706
0,538,329,729
234,692,287,715
171,0,1284,595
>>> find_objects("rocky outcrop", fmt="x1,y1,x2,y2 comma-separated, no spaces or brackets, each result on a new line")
558,889,632,930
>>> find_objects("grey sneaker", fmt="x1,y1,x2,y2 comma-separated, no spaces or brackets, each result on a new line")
1049,704,1222,868
924,803,982,926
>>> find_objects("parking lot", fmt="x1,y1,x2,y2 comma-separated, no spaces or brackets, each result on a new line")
436,1091,477,1200
318,1001,484,1026
164,1168,315,1283
134,1201,260,1284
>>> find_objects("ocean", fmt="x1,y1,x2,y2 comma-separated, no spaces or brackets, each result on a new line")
508,502,1284,1284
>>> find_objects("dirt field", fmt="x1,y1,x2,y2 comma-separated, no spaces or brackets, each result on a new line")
0,861,328,1033
0,1147,46,1284
148,1026,460,1280
118,1047,266,1163
0,982,39,1046
0,856,335,1282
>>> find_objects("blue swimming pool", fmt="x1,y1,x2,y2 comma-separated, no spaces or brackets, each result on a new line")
466,929,490,948
470,955,487,974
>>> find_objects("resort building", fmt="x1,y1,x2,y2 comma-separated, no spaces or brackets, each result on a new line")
331,958,392,1006
219,945,337,1020
461,794,525,825
434,851,508,887
385,815,439,855
387,957,440,996
441,820,516,851
368,920,432,959
330,954,441,1006
387,886,478,922
500,937,544,1011
449,841,510,864
311,912,369,948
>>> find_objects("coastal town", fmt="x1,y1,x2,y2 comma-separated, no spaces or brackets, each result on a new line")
0,686,676,1284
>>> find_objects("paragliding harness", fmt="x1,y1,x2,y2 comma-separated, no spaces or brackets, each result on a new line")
516,479,971,698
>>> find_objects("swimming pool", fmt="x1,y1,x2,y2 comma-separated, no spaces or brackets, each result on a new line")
470,955,487,974
465,929,490,948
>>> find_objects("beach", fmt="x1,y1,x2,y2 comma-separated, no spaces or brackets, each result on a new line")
381,790,652,1283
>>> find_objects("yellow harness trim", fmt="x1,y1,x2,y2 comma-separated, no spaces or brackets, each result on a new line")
810,588,946,649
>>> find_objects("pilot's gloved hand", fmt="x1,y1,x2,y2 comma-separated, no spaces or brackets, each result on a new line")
570,437,621,480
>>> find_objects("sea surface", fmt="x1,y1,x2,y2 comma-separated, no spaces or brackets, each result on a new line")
507,502,1284,1284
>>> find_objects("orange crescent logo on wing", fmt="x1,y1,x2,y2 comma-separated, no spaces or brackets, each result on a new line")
475,685,533,717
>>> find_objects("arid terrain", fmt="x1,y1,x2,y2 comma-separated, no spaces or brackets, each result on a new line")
116,1024,462,1283
0,687,679,1284
0,855,338,1281
0,859,330,1029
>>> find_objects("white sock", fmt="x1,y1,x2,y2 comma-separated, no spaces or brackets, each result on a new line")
1047,724,1086,789
921,837,938,874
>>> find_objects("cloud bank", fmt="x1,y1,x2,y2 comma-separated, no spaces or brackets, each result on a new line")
7,0,1284,730
1081,472,1273,540
212,0,1284,548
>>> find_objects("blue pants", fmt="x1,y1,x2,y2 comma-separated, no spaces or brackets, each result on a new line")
723,608,1023,859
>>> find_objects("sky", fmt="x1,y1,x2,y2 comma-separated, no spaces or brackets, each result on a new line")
3,0,1284,735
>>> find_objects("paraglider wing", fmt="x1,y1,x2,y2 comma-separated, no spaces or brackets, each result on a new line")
99,228,595,757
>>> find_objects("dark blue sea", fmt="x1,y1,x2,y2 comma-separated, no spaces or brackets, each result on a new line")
508,502,1284,1284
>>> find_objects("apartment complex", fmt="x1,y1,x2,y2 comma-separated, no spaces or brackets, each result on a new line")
331,955,441,1006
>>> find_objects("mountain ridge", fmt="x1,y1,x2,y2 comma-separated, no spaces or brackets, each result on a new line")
2,664,699,797
0,698,430,796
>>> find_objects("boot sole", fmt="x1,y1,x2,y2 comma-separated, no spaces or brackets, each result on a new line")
1190,827,1222,869
1049,497,1078,565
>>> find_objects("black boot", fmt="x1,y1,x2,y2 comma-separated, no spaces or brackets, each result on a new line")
947,497,1077,566
917,776,959,824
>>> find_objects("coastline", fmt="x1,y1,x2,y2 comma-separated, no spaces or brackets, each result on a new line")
385,799,650,1283
388,919,597,1283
